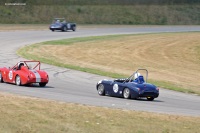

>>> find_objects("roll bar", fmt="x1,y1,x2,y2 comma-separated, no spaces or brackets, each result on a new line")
11,61,41,70
123,69,148,83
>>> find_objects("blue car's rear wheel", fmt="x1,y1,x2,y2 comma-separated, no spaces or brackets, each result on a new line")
72,26,76,31
123,88,131,99
97,84,105,96
147,97,154,101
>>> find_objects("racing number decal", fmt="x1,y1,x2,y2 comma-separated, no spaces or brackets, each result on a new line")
8,71,13,80
113,84,119,93
67,24,71,29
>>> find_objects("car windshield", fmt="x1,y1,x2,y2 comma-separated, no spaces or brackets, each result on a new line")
53,18,66,24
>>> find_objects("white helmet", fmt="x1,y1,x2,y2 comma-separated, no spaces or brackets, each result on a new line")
18,62,24,67
134,72,141,80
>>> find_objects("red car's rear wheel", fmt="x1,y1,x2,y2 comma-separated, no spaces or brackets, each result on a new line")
39,83,47,87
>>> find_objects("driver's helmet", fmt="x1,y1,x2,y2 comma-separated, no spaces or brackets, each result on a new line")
18,62,24,69
134,72,141,80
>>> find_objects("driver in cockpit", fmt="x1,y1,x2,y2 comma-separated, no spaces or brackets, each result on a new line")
134,72,145,83
18,62,24,70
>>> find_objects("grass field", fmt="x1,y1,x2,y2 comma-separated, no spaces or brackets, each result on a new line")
17,32,200,95
0,92,199,133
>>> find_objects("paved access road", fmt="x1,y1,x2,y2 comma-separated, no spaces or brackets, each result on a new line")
0,26,200,116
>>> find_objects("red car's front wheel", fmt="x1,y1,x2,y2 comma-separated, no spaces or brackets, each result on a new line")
15,75,21,86
0,72,3,83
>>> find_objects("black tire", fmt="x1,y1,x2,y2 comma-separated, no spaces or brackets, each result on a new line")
72,26,76,31
97,84,105,96
15,75,21,86
51,29,54,32
147,97,154,101
123,88,131,99
62,26,67,32
39,83,47,87
0,72,3,83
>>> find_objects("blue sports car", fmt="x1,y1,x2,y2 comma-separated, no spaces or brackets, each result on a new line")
96,69,159,101
49,18,76,32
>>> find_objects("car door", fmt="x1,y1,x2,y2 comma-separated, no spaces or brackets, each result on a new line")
5,67,17,84
106,81,124,97
102,81,113,95
67,23,71,29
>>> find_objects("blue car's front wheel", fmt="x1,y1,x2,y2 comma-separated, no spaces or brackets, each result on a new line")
123,88,131,99
62,26,67,32
97,84,105,96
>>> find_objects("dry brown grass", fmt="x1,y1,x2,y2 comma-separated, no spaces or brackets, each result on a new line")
27,32,200,94
0,92,199,133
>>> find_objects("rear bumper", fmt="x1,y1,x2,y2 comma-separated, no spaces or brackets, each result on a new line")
139,92,159,98
24,78,48,85
131,91,159,98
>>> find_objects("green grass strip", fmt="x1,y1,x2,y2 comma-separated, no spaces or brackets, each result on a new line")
17,34,200,96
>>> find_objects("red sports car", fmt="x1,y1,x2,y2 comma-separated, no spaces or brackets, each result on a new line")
0,61,49,87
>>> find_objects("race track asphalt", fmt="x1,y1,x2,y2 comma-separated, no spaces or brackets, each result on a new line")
0,26,200,116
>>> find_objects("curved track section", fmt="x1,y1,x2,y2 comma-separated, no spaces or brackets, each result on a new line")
0,26,200,116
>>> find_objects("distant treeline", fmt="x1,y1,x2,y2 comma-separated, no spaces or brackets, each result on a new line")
0,1,199,24
1,0,200,5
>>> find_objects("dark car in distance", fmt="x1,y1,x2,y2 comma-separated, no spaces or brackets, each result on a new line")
49,18,76,32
